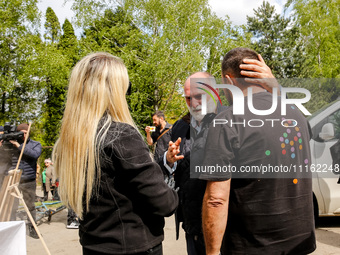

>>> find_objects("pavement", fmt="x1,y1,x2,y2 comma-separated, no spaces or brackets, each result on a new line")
24,187,340,255
26,187,186,255
26,210,186,255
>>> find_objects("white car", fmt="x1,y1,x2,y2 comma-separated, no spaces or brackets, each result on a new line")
308,99,340,220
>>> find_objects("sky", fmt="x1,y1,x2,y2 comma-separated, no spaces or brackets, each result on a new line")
37,0,288,35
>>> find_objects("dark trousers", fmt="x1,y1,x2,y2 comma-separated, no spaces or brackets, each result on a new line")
53,185,60,200
83,243,163,255
185,233,206,255
11,180,36,225
42,183,48,201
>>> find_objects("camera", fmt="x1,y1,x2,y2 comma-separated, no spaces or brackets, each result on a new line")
0,122,24,143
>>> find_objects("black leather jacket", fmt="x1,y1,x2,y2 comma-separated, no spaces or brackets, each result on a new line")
80,121,178,254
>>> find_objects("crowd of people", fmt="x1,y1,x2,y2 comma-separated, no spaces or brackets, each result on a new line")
0,47,317,255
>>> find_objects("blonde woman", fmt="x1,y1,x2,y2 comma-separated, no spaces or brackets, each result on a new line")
53,52,178,255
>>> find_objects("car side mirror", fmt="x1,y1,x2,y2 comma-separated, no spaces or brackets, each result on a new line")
319,123,335,141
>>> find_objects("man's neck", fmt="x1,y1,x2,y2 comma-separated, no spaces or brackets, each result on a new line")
241,85,266,97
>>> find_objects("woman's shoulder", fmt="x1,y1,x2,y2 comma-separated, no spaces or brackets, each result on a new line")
101,121,143,147
107,122,140,137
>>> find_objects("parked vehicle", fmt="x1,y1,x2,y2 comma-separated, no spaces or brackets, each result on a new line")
308,99,340,220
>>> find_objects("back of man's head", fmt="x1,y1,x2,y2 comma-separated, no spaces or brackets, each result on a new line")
222,48,259,80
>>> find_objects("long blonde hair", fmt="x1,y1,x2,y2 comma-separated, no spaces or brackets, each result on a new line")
53,52,136,218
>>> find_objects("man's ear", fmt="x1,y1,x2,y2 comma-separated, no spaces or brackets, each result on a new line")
223,74,234,85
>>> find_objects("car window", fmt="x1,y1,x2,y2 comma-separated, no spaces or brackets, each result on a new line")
312,109,340,142
329,110,340,139
308,100,339,121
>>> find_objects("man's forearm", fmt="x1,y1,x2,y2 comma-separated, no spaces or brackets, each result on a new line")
202,180,231,255
146,133,153,145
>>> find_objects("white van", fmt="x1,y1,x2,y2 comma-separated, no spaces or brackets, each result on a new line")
308,99,340,219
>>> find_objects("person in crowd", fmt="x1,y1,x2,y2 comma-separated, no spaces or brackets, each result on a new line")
161,53,277,255
53,52,178,255
9,123,42,239
200,48,316,255
145,111,172,162
41,158,56,201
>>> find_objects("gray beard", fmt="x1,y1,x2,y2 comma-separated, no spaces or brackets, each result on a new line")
188,100,217,123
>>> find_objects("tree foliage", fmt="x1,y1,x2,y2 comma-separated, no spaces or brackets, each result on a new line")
1,0,339,146
246,1,306,78
44,7,61,43
72,0,240,127
0,0,41,123
286,0,340,79
40,15,80,145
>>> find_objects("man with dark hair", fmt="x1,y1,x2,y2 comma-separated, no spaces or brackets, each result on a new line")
200,48,316,254
145,110,172,161
9,123,42,239
163,55,278,255
221,47,259,79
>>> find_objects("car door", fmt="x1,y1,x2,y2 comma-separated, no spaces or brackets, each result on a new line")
311,108,340,215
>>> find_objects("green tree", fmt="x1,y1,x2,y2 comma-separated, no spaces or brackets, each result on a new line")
39,10,73,145
284,0,340,112
37,45,70,146
59,19,79,64
246,1,306,78
286,0,340,79
44,7,61,43
0,0,41,123
207,24,252,78
72,0,237,128
60,19,77,49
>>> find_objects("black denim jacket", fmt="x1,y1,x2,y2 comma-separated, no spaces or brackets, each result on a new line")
80,121,178,254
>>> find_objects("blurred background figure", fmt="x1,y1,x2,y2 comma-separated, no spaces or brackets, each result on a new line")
145,111,172,162
41,158,56,201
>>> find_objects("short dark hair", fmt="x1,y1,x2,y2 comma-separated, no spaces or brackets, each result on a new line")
153,110,165,120
222,48,259,79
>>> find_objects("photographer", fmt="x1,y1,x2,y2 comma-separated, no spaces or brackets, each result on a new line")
9,123,42,239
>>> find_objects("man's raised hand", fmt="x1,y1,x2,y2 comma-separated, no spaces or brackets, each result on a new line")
166,138,184,167
240,54,279,94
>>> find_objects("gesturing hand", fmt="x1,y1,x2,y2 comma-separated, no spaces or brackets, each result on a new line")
166,138,184,167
